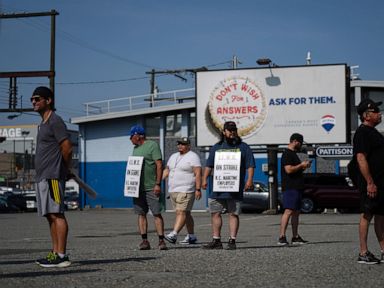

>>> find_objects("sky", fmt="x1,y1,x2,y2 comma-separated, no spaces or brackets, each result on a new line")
0,0,383,129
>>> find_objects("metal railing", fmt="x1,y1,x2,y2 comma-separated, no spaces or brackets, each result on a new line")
84,88,196,116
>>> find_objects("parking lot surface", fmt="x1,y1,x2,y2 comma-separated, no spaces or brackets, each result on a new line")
0,209,383,287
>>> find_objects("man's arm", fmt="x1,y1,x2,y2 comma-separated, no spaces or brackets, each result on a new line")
60,138,73,171
244,167,254,191
202,167,212,190
193,166,202,200
356,152,377,198
284,161,311,174
154,159,163,196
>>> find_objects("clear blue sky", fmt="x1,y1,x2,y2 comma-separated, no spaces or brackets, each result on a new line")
1,0,383,129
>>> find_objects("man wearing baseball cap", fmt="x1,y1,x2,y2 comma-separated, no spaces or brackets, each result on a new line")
278,133,311,246
202,121,255,250
353,98,384,264
32,86,73,268
163,137,202,245
129,125,167,250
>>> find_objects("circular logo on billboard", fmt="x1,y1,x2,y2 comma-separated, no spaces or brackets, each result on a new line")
208,76,267,137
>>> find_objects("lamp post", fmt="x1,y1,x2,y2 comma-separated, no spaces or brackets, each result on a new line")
21,131,30,190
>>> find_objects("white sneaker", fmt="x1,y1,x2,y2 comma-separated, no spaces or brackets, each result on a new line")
164,233,177,244
179,235,197,245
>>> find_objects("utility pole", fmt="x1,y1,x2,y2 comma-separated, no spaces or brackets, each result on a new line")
232,55,242,69
0,10,58,112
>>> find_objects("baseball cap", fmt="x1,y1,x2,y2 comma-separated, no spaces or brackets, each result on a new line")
357,98,382,115
32,86,53,99
130,125,145,138
177,137,190,145
223,121,237,131
290,133,304,144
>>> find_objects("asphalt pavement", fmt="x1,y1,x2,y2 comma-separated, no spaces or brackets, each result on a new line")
0,209,383,288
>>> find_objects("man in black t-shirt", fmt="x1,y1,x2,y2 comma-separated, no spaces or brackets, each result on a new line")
278,133,311,246
353,98,384,264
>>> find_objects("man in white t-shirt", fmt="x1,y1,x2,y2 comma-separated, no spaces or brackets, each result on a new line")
163,137,202,244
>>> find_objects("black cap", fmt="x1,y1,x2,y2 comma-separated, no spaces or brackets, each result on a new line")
177,137,190,145
357,98,382,115
223,121,237,131
290,133,304,144
32,86,53,99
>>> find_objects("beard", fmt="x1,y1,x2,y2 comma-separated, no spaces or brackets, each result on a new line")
225,135,241,145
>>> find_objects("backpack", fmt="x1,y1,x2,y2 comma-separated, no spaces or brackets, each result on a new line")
347,156,359,187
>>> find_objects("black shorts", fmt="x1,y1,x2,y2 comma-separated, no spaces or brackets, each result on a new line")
360,190,384,215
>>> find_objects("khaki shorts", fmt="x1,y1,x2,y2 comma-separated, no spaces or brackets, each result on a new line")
169,192,195,211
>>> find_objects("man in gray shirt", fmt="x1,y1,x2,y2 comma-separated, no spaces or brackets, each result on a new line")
31,86,73,268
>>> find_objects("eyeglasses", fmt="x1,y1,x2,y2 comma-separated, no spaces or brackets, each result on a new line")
30,96,43,102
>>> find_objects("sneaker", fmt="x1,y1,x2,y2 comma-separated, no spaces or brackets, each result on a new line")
277,236,289,246
38,252,71,268
35,251,54,265
291,235,308,245
164,233,177,244
357,251,380,264
179,235,197,245
202,239,223,250
226,238,236,250
139,240,151,250
158,239,168,250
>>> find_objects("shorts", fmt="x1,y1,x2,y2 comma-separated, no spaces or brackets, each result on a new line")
133,190,162,215
208,198,241,215
36,179,66,217
169,192,195,211
282,189,302,211
360,191,384,215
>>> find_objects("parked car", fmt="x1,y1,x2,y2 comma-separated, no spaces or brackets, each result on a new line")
64,193,79,210
0,195,22,213
241,182,282,212
300,174,360,213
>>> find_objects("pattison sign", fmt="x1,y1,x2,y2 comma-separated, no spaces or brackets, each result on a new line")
315,145,353,158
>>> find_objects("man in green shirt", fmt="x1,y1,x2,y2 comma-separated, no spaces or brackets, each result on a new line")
130,125,167,250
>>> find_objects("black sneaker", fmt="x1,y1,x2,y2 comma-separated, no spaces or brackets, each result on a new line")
277,236,289,246
291,235,308,245
357,251,380,264
226,238,236,250
202,239,223,249
35,251,54,265
38,252,71,268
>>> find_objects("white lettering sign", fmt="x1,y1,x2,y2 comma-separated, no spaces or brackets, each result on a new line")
0,128,22,138
124,156,144,198
213,151,241,192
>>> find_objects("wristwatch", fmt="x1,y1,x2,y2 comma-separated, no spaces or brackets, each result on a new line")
196,189,201,191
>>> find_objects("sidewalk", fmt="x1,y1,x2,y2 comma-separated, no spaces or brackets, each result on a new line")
0,209,383,287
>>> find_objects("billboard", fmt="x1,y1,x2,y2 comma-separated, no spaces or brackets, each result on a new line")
196,64,349,146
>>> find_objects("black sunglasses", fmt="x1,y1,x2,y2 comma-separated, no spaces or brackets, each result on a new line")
30,96,44,102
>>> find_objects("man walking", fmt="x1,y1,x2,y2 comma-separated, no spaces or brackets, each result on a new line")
353,99,384,264
278,133,311,246
32,86,73,268
202,121,255,250
163,137,202,245
130,125,167,250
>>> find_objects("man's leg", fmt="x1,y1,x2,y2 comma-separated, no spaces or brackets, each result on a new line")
173,210,187,233
138,214,148,235
154,214,165,236
185,211,194,234
228,213,239,239
47,213,68,254
211,212,222,238
374,215,384,251
291,210,300,237
359,213,373,254
279,209,293,237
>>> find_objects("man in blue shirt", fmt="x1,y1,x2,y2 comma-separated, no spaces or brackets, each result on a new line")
202,121,255,250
